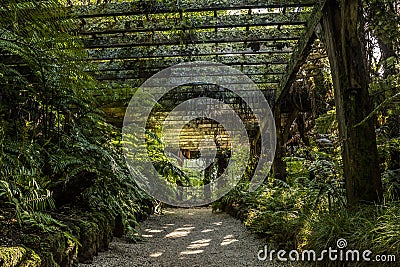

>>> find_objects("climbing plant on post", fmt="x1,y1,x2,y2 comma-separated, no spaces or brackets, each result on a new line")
320,0,383,204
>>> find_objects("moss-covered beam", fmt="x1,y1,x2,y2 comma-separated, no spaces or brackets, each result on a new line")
86,45,293,61
93,70,282,84
87,55,291,77
97,79,279,91
96,61,286,74
276,0,327,102
83,28,302,49
93,58,287,78
94,76,280,86
74,0,317,18
79,12,309,35
84,36,298,53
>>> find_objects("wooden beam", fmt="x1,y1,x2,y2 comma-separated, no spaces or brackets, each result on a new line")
87,51,290,64
92,68,284,79
91,57,286,69
276,0,327,102
93,71,282,83
94,75,281,85
83,29,302,49
96,79,280,90
79,12,308,36
83,36,299,51
74,0,317,18
95,61,286,74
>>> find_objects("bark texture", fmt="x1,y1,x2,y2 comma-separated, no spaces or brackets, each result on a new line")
321,0,383,204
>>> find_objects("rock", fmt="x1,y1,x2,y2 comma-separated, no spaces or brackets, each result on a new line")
76,220,100,264
2,204,152,266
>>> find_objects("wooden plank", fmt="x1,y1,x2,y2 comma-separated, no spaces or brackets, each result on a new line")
95,61,286,74
96,79,280,90
92,57,286,73
79,12,309,35
94,75,281,85
83,28,302,49
74,0,317,18
93,71,282,83
83,35,298,50
276,0,327,102
87,48,292,63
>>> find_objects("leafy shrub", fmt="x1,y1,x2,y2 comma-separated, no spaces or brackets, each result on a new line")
0,0,154,237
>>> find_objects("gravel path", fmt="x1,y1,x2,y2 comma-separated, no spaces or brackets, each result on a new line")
79,207,293,267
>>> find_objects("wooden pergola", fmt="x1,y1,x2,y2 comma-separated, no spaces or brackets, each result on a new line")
71,0,382,204
74,0,325,99
70,0,325,172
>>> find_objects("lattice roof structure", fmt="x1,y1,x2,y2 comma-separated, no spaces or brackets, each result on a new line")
73,0,326,103
70,0,327,152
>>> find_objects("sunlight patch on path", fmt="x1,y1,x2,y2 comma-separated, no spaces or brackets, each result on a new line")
79,207,296,267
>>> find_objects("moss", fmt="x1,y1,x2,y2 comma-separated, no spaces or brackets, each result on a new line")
0,247,26,267
0,246,41,267
87,212,114,251
75,220,100,263
2,210,119,266
21,229,79,267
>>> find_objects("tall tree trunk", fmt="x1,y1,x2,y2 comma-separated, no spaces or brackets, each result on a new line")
320,0,383,205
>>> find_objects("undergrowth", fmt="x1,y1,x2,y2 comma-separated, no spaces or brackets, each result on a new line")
0,0,155,247
216,141,399,266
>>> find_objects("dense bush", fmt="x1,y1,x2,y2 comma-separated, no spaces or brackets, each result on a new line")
0,0,153,241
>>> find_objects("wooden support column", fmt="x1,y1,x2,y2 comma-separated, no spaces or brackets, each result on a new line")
272,107,286,180
273,0,326,181
272,107,298,180
320,0,383,204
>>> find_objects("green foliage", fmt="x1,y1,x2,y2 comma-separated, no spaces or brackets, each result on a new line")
146,130,190,186
298,202,400,266
0,127,57,228
217,176,399,264
217,171,345,248
213,97,340,255
315,109,337,135
0,0,154,241
0,2,398,266
219,106,397,263
377,134,400,199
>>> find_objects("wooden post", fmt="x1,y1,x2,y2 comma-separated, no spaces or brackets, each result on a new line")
320,0,383,204
272,106,287,180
